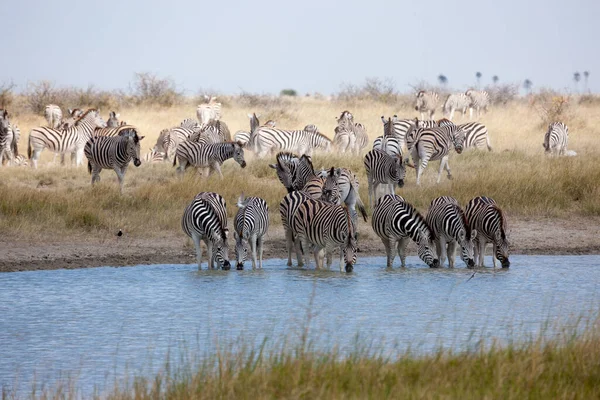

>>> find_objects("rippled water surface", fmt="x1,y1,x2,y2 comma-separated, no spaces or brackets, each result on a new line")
1,255,599,394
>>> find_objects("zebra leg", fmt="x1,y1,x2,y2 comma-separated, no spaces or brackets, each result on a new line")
447,240,457,268
469,108,474,120
60,153,66,166
91,165,102,185
314,247,324,269
192,233,203,270
417,156,429,186
114,166,126,194
257,235,264,269
207,241,215,269
435,239,445,267
382,239,393,268
477,240,486,268
250,234,258,269
449,109,455,120
284,227,294,266
436,156,449,183
368,176,374,210
212,162,223,179
492,244,498,268
397,237,410,267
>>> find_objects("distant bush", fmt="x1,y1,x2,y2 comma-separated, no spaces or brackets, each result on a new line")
235,91,292,109
484,83,520,106
577,94,600,106
0,81,15,109
336,77,399,105
131,72,183,107
280,89,297,97
531,89,573,126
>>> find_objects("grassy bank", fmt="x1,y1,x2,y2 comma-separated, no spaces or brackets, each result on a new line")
1,98,600,241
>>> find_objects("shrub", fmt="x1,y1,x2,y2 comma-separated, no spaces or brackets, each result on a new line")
484,83,520,106
280,89,297,97
531,89,574,126
336,77,399,105
0,81,15,109
131,72,183,107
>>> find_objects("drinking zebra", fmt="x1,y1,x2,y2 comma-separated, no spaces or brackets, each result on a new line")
44,104,63,129
409,123,466,185
465,196,510,268
443,93,471,120
425,196,477,268
415,91,439,120
182,191,231,270
543,122,569,156
28,109,107,168
173,141,246,177
234,194,269,270
292,198,357,272
280,190,313,267
371,194,440,268
196,96,222,124
84,129,144,193
252,125,331,158
363,149,409,209
106,111,120,128
465,89,490,119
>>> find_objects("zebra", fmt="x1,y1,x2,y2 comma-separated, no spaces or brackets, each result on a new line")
269,152,301,192
320,167,368,229
173,141,246,177
425,196,477,268
233,194,269,270
143,148,166,163
371,194,440,268
333,111,368,154
409,123,466,185
180,118,200,130
269,153,321,195
182,191,231,270
28,109,107,168
465,196,510,268
292,198,357,272
415,91,439,120
443,93,471,120
363,149,409,209
160,127,197,160
106,111,120,127
45,104,63,129
252,126,332,158
279,190,312,267
190,120,231,143
0,110,14,165
543,122,569,156
84,129,144,193
93,124,139,138
196,96,222,124
457,122,493,151
465,89,490,119
373,116,405,157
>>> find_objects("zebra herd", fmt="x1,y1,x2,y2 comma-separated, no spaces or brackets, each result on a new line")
416,89,490,121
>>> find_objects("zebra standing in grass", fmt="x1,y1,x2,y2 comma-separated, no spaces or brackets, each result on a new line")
28,109,107,168
252,125,332,158
415,91,439,120
180,118,200,130
0,110,13,165
44,104,63,129
182,192,231,270
373,116,405,157
196,96,222,124
84,129,144,193
443,93,471,120
409,123,466,185
143,148,166,163
371,194,440,268
465,89,490,119
190,120,231,143
234,194,269,270
292,198,357,272
543,122,569,156
426,196,477,268
333,111,368,154
456,122,493,151
269,152,301,192
106,111,120,127
173,141,246,177
364,149,409,209
93,124,139,138
465,196,510,268
320,167,368,228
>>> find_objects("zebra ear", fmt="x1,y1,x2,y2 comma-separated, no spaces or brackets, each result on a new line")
470,229,478,240
268,163,277,169
247,113,254,119
237,193,245,207
380,116,386,123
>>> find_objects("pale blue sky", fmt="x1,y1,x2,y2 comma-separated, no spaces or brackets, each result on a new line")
3,0,598,95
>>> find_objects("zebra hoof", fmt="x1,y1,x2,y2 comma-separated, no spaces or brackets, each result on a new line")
447,175,454,180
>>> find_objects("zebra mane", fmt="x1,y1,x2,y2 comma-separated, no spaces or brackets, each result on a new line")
457,205,472,239
384,117,393,137
74,108,98,124
403,200,436,241
493,205,508,240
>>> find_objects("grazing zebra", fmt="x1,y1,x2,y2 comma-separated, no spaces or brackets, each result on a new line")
180,118,200,130
44,104,63,129
458,122,492,151
269,152,301,192
409,123,466,185
234,194,269,270
292,198,357,272
106,111,120,127
443,93,471,120
320,167,368,228
173,141,246,177
28,109,107,168
182,192,231,270
543,122,569,156
253,125,331,158
371,194,439,268
426,196,477,268
196,96,222,124
364,149,408,209
143,148,166,163
465,89,490,119
12,154,28,166
415,91,439,120
465,196,510,268
84,130,144,193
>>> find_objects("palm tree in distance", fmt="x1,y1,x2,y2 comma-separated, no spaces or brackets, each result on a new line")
573,72,581,93
583,71,590,93
492,75,499,85
523,79,533,95
437,74,448,87
475,72,482,88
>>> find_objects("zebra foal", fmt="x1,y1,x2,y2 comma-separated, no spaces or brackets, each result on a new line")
234,194,269,270
182,192,231,270
465,196,510,268
543,122,568,156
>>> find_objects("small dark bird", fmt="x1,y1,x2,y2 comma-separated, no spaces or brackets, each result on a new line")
466,272,476,282
117,229,123,237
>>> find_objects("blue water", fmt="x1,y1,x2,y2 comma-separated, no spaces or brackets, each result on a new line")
1,255,599,396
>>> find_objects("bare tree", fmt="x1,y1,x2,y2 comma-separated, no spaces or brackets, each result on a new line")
583,71,590,93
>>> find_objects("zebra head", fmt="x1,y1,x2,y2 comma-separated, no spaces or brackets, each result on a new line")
392,155,408,188
458,213,477,268
0,110,9,133
233,230,248,270
321,167,342,205
450,127,466,154
233,142,247,168
269,153,296,192
415,91,426,111
416,230,440,268
494,228,510,268
107,111,120,127
213,232,231,270
342,208,358,273
123,130,144,167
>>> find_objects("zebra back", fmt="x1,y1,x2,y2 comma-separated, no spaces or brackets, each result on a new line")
234,195,269,241
543,122,568,155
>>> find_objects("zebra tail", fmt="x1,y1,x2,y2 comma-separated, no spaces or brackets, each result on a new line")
486,136,493,152
27,136,32,159
350,180,368,221
87,160,92,174
172,154,177,167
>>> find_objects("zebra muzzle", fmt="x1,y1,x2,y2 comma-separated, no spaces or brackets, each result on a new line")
240,161,247,168
236,262,244,270
397,179,405,188
222,260,231,270
133,158,141,167
501,258,510,268
345,263,354,273
467,259,475,268
430,259,441,268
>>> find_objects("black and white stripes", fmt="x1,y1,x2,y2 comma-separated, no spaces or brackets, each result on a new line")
465,196,510,268
234,194,269,269
173,141,246,177
543,122,568,156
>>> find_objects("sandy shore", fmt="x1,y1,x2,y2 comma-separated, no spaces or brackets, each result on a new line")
1,216,599,272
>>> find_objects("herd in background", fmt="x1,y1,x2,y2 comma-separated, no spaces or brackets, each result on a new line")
0,89,577,271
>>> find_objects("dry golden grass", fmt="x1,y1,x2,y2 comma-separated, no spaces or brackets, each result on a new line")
2,98,600,240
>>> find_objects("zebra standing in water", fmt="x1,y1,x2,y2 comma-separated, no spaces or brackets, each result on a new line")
465,196,510,268
443,93,471,120
409,123,466,185
426,196,477,268
84,129,144,193
182,192,231,270
28,109,107,168
280,190,313,267
173,141,246,177
196,96,222,124
543,122,569,156
415,91,439,120
44,104,63,129
371,194,440,268
364,149,408,209
234,194,269,270
252,125,331,158
292,198,357,272
465,89,490,119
